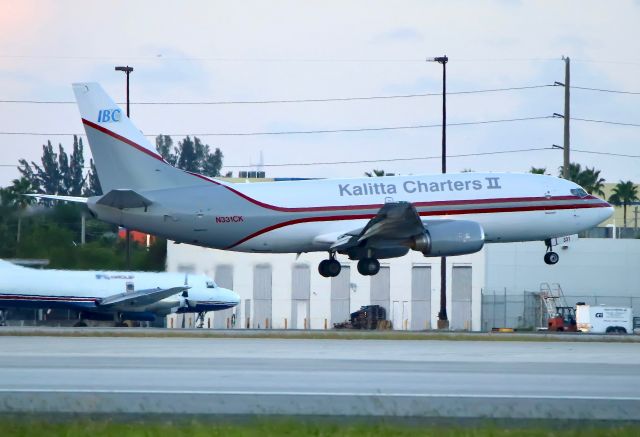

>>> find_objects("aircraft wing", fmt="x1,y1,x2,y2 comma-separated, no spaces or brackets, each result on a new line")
330,201,424,251
96,286,188,309
25,194,88,203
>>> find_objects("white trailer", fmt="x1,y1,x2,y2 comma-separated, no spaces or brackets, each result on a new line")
576,304,632,334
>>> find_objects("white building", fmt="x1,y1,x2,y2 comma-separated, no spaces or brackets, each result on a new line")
167,238,640,331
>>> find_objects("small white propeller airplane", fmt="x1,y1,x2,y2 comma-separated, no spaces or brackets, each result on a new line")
0,260,239,326
31,83,613,277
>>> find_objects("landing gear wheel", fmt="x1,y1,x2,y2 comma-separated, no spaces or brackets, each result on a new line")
318,259,342,277
73,320,87,328
357,258,380,276
326,259,341,277
544,251,559,265
318,259,331,277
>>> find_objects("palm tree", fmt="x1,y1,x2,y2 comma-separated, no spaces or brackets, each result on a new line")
4,177,36,243
608,180,639,228
530,167,547,175
365,169,394,177
580,167,606,197
559,162,605,196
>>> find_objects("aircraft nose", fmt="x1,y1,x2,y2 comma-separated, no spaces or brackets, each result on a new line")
221,288,240,306
604,204,615,220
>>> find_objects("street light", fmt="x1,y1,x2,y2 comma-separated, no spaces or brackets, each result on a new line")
115,66,134,268
427,55,449,329
114,66,134,117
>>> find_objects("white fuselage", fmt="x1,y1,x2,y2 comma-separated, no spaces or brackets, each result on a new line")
0,261,239,316
91,172,613,254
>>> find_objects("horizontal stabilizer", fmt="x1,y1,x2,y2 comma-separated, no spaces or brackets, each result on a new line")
97,189,153,209
97,286,188,308
25,194,88,203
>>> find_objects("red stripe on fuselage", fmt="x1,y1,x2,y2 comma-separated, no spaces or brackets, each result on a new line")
224,201,610,249
80,120,611,249
80,121,604,214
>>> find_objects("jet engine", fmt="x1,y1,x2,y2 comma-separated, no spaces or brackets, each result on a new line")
410,220,484,257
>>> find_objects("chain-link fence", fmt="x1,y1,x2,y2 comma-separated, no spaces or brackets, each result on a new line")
482,289,640,331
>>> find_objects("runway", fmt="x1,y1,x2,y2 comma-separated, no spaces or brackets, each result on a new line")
1,335,639,419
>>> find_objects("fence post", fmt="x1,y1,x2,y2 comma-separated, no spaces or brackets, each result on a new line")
503,287,507,328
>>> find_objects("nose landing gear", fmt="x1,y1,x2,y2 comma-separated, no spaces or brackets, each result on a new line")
318,253,342,277
544,239,559,265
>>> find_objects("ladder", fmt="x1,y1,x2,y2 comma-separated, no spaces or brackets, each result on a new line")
539,283,568,318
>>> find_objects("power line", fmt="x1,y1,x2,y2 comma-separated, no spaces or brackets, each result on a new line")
2,146,638,173
0,147,555,171
572,117,640,127
0,84,557,105
572,59,640,66
571,148,640,159
573,86,640,95
223,147,555,168
0,115,553,137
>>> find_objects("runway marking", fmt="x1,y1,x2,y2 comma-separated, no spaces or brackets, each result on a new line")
1,389,639,401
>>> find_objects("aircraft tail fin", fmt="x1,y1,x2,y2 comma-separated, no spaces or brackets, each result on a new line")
72,83,208,192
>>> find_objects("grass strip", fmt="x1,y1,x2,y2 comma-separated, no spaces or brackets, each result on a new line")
2,418,640,437
0,328,638,342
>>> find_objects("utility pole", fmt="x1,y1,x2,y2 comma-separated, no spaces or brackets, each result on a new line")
429,55,449,329
115,66,134,269
562,56,570,179
81,212,86,245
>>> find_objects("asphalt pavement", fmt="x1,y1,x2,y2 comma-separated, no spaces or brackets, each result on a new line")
0,335,639,419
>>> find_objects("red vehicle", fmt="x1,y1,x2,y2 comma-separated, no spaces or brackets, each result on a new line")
547,306,577,332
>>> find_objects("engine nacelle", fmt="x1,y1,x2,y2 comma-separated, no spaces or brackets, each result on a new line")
411,220,485,257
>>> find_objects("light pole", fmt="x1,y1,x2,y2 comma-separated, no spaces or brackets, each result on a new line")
427,55,449,329
115,66,133,117
115,65,134,269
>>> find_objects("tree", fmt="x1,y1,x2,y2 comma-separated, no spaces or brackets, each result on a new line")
68,136,86,196
58,145,70,195
83,159,103,197
155,135,177,166
365,169,394,177
3,177,37,242
559,162,605,196
581,167,606,197
203,147,223,177
530,167,547,175
608,180,639,228
18,141,61,196
156,135,224,177
18,137,87,199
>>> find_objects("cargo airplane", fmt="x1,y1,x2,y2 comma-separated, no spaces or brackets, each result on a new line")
33,83,613,278
0,259,239,326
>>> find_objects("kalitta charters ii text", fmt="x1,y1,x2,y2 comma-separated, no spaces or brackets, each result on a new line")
338,177,502,197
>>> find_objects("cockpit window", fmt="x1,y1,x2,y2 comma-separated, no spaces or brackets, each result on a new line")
206,280,216,289
570,188,588,198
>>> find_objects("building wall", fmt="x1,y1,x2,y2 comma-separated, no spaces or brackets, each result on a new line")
484,239,640,297
166,242,485,331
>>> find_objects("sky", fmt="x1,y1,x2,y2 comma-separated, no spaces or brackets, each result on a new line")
0,0,639,187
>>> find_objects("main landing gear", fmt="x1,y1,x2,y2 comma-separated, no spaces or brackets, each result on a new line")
318,253,342,277
544,239,559,265
357,257,380,276
318,252,381,277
